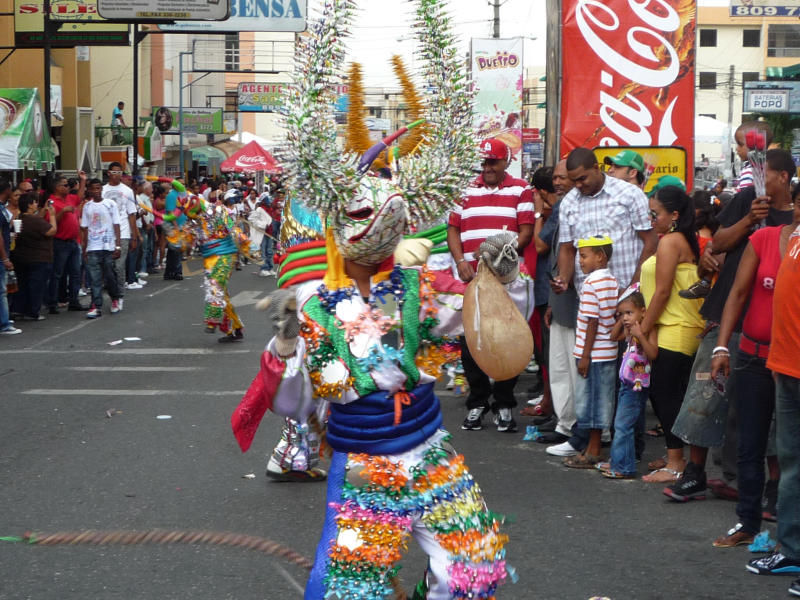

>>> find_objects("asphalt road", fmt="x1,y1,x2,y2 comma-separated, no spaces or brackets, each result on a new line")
0,259,792,599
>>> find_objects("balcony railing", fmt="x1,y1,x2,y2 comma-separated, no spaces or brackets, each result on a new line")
96,126,133,146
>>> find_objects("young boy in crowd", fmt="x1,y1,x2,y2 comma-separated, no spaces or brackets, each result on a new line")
598,287,658,478
564,235,619,468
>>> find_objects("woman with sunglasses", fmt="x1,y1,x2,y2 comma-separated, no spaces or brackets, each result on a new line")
638,182,704,483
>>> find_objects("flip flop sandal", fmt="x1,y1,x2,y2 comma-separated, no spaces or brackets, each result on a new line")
646,424,665,437
602,469,636,479
595,461,611,473
266,467,328,482
712,523,754,548
647,456,667,471
641,467,681,483
520,405,549,417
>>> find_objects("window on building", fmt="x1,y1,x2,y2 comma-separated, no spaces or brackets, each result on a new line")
225,34,239,71
699,29,717,47
768,24,800,57
699,72,717,89
743,29,761,47
742,71,760,86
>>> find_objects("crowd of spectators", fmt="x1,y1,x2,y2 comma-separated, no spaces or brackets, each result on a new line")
447,124,800,594
0,168,283,333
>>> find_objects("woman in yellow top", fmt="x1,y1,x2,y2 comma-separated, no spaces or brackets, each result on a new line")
639,183,704,483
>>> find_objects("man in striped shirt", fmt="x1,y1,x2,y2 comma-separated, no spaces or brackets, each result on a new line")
447,137,536,433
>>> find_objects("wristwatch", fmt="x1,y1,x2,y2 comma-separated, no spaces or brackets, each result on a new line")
115,245,121,250
534,211,542,220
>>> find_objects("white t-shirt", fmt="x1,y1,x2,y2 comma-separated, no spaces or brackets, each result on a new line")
81,199,120,252
103,182,137,239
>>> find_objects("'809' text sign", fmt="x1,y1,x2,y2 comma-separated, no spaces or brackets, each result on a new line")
560,0,696,185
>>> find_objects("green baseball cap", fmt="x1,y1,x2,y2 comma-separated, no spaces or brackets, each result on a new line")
647,174,686,198
603,149,645,173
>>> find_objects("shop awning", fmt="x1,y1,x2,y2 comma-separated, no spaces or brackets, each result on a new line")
0,88,56,171
766,63,800,79
191,145,227,166
212,139,245,157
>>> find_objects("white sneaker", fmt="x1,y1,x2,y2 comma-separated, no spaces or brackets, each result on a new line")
526,359,540,373
125,282,143,290
138,272,149,278
136,278,148,286
259,270,271,277
546,441,579,457
78,288,88,297
527,394,544,406
0,327,22,335
118,298,124,310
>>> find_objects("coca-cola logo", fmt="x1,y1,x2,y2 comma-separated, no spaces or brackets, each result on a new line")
235,155,267,168
573,0,686,146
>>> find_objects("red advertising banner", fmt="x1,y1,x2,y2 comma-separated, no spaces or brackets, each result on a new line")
560,0,696,187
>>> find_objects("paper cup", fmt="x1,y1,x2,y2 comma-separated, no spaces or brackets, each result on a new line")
12,219,21,233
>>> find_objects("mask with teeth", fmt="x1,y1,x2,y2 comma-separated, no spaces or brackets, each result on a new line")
331,177,407,265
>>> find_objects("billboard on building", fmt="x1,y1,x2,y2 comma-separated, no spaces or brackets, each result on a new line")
471,37,524,178
560,0,696,186
97,0,228,21
160,0,307,32
730,0,800,17
152,107,224,135
238,83,287,112
14,0,129,46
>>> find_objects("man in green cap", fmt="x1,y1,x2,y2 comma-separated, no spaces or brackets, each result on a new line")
604,149,646,188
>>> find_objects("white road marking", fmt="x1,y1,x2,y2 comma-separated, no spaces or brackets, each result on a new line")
272,563,305,596
22,389,246,396
65,366,204,372
26,318,95,350
231,290,267,307
145,282,180,297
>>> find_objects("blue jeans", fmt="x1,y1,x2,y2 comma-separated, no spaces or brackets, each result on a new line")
48,238,82,307
609,383,648,475
86,250,121,308
775,373,800,560
735,349,775,534
0,261,10,329
260,233,274,271
569,359,617,451
12,261,51,318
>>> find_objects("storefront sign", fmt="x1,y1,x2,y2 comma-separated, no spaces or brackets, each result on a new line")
237,82,286,112
97,0,228,21
152,107,223,135
160,0,306,32
14,0,129,47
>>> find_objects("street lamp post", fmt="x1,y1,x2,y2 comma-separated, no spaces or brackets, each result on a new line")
178,50,192,181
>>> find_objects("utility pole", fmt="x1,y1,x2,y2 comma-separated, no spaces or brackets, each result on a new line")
493,0,500,38
544,0,561,164
726,63,735,178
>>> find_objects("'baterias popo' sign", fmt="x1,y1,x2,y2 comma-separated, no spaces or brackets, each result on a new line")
560,0,696,185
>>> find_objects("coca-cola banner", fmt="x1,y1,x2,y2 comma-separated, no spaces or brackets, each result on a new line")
471,37,524,178
560,0,696,186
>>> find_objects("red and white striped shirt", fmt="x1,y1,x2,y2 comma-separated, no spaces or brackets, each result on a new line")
448,173,535,269
574,268,619,362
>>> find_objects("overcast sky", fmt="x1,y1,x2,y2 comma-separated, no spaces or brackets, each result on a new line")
311,0,728,89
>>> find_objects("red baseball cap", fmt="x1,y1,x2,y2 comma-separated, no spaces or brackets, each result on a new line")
478,138,509,161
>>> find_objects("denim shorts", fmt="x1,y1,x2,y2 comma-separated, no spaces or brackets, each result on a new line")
673,327,740,448
574,359,617,430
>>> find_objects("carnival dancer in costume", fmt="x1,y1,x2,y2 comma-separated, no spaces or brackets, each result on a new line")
231,1,534,597
186,194,246,343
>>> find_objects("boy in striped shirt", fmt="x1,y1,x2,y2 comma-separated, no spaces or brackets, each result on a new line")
564,235,619,468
